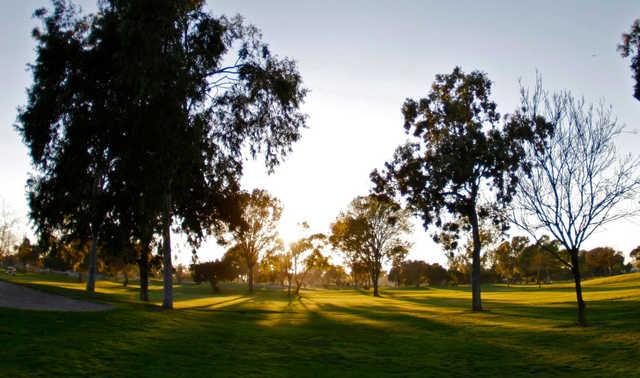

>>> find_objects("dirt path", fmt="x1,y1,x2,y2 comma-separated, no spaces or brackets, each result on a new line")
0,281,113,312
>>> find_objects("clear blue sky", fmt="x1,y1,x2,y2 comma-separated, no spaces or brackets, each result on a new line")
1,1,639,266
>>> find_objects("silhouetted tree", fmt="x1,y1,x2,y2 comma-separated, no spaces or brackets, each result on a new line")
191,257,238,292
424,263,449,286
372,67,552,310
330,195,411,296
19,1,307,308
619,19,640,101
511,81,640,325
17,1,117,293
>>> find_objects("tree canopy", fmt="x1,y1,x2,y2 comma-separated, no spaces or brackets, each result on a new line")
17,0,307,307
330,195,411,297
372,67,553,310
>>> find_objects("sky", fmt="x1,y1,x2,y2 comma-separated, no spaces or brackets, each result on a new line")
1,1,639,267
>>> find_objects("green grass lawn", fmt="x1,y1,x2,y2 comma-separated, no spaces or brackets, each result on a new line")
1,272,639,377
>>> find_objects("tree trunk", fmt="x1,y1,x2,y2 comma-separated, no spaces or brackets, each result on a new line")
372,267,380,297
86,232,98,293
570,249,587,326
209,279,219,293
287,275,292,298
469,206,483,311
123,269,128,287
162,192,173,309
138,254,149,302
248,264,254,293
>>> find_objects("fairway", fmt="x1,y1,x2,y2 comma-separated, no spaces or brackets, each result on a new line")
1,273,639,377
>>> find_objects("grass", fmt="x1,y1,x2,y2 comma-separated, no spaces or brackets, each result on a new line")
1,272,639,377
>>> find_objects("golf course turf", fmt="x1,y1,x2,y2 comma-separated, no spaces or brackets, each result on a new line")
1,272,639,377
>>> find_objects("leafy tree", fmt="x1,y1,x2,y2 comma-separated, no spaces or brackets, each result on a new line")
631,246,640,269
323,265,349,288
619,19,640,101
372,67,552,310
227,189,283,293
491,236,529,286
17,1,117,293
424,263,449,286
191,257,238,292
42,237,90,282
330,195,412,296
583,247,625,277
517,238,561,286
402,260,429,287
350,260,371,289
257,250,285,285
511,81,640,325
19,1,307,308
291,237,329,295
16,237,41,270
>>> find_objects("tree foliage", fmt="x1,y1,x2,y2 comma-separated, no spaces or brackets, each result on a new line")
17,0,307,307
227,189,283,292
619,19,640,101
330,195,411,296
372,67,552,310
191,256,238,292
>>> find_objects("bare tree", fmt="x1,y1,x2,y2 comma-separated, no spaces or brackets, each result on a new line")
511,80,640,325
0,200,19,262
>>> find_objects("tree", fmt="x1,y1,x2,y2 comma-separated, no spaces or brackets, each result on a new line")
330,195,412,296
583,247,625,277
516,237,561,286
631,246,640,269
323,264,349,288
19,1,308,308
619,19,640,101
227,189,283,293
17,1,117,293
289,235,329,295
0,200,18,262
191,257,238,292
16,237,41,270
373,67,552,310
511,82,640,325
491,236,529,286
424,263,449,286
402,260,429,287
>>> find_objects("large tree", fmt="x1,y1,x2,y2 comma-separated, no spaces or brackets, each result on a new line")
330,195,411,297
619,19,640,101
372,67,553,311
19,0,308,307
17,1,117,293
510,82,640,325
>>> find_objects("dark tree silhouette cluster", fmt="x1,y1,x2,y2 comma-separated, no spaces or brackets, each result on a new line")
17,0,307,308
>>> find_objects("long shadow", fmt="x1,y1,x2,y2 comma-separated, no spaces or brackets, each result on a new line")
2,286,638,376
